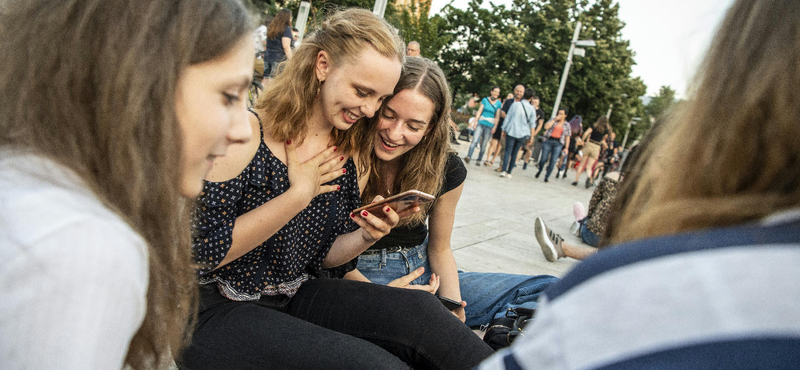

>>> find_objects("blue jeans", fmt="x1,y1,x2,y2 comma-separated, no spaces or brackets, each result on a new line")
538,138,563,179
357,240,560,327
467,124,493,161
580,220,600,247
502,135,528,174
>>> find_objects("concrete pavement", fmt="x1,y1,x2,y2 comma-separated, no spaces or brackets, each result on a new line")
450,141,592,278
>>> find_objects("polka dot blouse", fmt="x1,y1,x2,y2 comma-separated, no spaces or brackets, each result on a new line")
192,111,361,301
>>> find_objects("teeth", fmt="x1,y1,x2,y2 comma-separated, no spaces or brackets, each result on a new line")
344,110,359,121
381,137,399,148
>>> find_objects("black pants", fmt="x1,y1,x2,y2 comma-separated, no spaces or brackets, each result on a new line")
178,279,494,370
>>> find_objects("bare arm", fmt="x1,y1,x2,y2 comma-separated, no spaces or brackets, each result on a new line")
582,128,592,142
427,182,466,321
472,104,485,129
282,37,293,60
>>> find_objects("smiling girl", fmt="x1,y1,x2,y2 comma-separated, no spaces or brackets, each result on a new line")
180,9,493,370
346,57,559,330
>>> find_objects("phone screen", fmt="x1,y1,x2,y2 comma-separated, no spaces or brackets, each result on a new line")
353,190,435,215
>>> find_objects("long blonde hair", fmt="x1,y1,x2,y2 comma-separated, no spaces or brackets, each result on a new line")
0,0,253,368
357,57,452,227
255,8,405,155
609,0,800,245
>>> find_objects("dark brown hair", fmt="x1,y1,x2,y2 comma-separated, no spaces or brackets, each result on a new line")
267,8,292,39
607,0,800,245
357,57,452,227
0,0,253,368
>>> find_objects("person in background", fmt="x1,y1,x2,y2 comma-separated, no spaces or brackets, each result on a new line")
346,57,558,330
535,108,571,182
262,8,293,85
0,0,253,368
521,96,545,170
572,116,610,187
499,87,537,178
489,88,522,169
464,86,502,166
477,0,800,367
291,27,300,47
180,9,494,369
406,40,421,57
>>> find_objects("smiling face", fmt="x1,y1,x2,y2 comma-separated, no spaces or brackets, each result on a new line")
513,85,524,100
490,87,500,99
175,35,254,197
373,89,435,163
315,47,402,131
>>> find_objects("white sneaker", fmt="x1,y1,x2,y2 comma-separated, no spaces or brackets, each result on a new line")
570,221,581,236
535,217,565,262
499,172,508,178
506,173,512,179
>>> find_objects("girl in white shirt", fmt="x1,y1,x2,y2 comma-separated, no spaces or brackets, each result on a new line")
0,0,253,368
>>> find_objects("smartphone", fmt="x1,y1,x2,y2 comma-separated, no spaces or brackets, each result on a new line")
352,190,435,216
437,295,462,311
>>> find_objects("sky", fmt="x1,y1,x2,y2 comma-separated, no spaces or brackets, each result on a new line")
427,0,736,98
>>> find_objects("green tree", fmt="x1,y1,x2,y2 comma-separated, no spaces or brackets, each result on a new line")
644,85,677,121
436,0,647,134
385,0,451,60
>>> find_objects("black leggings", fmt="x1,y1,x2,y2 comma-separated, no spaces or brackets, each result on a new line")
178,279,494,370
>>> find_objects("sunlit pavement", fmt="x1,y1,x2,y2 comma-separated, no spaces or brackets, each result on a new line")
450,140,592,278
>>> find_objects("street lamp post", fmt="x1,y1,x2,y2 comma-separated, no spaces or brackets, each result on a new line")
621,116,641,150
373,0,388,18
606,93,628,119
551,21,596,119
295,2,311,41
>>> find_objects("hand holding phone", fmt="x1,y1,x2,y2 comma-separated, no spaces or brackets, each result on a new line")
351,190,435,217
437,295,463,311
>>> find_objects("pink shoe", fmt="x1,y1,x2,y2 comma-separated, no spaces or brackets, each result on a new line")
573,202,586,221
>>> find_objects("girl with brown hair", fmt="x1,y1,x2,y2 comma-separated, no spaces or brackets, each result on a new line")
477,0,800,368
262,8,294,83
572,116,610,187
345,57,558,331
0,0,253,368
182,8,494,369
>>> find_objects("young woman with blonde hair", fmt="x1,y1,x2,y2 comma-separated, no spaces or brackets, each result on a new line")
346,57,558,330
478,0,800,368
0,0,253,368
182,8,494,369
262,8,293,84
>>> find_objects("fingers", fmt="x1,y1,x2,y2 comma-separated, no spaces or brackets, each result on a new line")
319,153,347,174
319,166,346,185
350,209,392,242
428,273,440,293
387,267,425,288
317,184,341,195
395,205,421,219
308,145,339,166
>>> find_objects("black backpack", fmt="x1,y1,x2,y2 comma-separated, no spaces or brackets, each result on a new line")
482,307,536,351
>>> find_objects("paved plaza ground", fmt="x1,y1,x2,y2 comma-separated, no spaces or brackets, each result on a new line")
449,140,591,278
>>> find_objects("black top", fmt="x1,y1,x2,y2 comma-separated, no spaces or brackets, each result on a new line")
496,99,516,128
266,26,292,62
368,153,467,250
535,108,545,127
589,128,606,143
192,111,361,301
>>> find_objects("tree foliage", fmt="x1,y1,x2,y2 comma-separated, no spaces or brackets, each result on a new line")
434,0,646,134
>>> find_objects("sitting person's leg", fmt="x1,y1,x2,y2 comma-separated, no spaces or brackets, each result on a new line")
457,272,559,328
288,278,494,369
178,285,410,370
535,217,597,262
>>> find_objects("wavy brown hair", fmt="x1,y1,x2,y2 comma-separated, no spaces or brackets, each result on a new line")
267,8,292,39
592,116,609,135
607,0,800,245
357,57,453,227
255,8,405,156
0,0,252,368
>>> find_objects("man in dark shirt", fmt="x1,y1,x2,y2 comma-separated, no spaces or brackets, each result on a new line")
522,96,546,169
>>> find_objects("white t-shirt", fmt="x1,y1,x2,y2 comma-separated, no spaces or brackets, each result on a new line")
0,153,148,369
254,25,267,54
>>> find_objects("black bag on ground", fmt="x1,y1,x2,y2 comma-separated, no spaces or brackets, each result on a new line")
482,307,535,351
459,128,471,141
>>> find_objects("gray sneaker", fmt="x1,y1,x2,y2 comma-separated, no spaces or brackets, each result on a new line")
535,217,565,262
570,221,581,236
